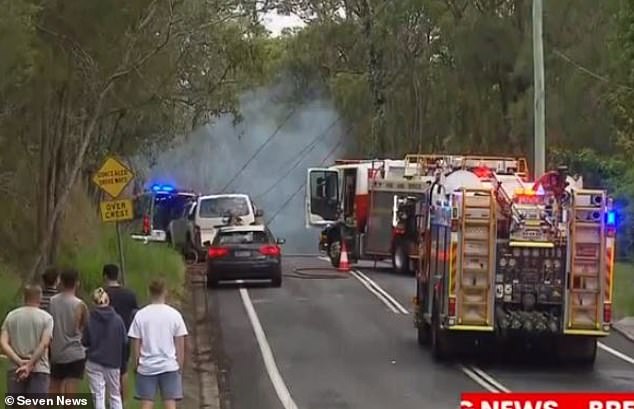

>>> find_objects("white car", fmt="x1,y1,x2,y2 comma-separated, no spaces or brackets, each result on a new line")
170,193,263,260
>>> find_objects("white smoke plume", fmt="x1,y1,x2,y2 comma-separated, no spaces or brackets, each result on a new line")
146,84,346,253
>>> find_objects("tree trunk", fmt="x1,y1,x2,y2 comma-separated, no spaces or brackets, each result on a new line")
362,0,387,157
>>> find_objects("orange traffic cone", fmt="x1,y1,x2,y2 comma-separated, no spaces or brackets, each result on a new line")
338,240,351,272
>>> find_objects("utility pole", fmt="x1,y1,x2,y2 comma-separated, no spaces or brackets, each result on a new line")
533,0,546,178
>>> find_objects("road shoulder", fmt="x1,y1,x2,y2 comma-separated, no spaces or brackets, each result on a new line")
613,317,634,342
182,266,223,409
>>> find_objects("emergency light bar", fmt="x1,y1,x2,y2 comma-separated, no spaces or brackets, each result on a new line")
607,210,616,226
151,184,175,192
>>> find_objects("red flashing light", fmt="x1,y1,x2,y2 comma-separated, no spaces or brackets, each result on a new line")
472,166,492,179
208,247,229,258
142,215,150,234
259,244,281,256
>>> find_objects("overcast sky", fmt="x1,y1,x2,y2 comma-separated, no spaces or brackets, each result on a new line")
261,11,305,36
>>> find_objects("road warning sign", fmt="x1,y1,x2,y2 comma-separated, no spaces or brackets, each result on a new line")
92,156,134,198
100,199,134,223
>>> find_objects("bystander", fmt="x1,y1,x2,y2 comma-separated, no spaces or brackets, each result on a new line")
49,268,88,394
83,287,126,409
39,267,60,313
103,263,139,398
129,279,188,409
0,285,54,395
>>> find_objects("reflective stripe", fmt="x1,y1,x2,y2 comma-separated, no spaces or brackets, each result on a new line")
605,237,615,303
449,241,458,296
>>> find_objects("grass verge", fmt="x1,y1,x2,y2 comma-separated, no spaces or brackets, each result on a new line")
0,225,185,409
614,261,634,319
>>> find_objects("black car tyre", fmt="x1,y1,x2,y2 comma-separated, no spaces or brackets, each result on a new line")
207,272,219,289
271,268,282,287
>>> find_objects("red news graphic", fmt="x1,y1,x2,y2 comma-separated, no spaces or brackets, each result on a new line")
460,393,634,409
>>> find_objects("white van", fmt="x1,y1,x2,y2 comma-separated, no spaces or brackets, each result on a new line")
170,193,263,259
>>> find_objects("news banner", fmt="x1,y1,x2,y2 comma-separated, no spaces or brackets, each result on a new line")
460,394,634,409
4,394,92,407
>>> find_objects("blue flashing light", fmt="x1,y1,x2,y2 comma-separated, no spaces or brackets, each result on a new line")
151,184,175,193
607,210,616,227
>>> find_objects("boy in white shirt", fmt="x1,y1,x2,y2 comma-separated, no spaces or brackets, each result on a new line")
128,279,188,409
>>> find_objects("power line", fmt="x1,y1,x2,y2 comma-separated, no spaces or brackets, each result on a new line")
552,48,634,92
255,117,342,201
266,134,347,226
221,106,298,193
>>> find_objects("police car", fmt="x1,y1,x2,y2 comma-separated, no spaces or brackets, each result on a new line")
129,184,197,244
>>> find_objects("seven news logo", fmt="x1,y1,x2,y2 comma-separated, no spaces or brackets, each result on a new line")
460,395,634,409
460,400,559,409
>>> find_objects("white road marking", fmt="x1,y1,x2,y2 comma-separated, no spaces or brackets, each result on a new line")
469,366,511,393
317,256,330,263
315,258,513,394
459,365,502,393
598,342,634,365
349,270,400,314
354,270,410,314
239,288,299,409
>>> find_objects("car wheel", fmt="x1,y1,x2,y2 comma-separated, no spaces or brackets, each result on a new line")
207,271,219,289
271,269,282,287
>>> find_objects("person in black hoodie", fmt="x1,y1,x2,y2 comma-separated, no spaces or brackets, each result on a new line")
83,288,126,409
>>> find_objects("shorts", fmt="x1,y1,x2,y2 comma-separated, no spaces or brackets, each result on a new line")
135,371,183,401
51,358,86,380
6,370,50,395
121,344,131,375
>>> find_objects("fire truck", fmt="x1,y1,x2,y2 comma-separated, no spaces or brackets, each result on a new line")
411,156,616,364
306,156,529,274
306,158,433,273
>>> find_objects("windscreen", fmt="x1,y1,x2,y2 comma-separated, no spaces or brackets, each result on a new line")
217,231,269,245
199,196,250,218
153,194,192,230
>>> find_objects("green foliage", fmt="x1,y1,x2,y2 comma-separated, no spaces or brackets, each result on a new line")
614,262,634,318
58,226,185,303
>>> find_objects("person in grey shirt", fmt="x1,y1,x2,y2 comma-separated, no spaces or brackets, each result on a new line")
49,268,88,394
0,284,54,394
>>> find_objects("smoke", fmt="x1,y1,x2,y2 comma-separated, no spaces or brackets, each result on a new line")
147,84,346,254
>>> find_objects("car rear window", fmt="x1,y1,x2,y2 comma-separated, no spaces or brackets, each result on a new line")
199,196,250,218
217,231,269,245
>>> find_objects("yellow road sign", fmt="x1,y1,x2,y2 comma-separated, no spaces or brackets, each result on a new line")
92,156,134,198
100,199,134,223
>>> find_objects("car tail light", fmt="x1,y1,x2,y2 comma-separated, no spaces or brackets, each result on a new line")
208,247,229,258
259,245,280,256
143,215,150,234
603,303,612,323
448,297,456,317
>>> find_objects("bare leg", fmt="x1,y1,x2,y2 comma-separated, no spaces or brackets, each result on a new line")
49,378,62,394
163,400,177,409
120,373,128,399
63,378,80,394
140,401,154,409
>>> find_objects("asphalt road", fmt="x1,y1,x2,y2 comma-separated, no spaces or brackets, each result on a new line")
209,256,634,409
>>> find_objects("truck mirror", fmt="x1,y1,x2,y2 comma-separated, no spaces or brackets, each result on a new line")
255,209,264,217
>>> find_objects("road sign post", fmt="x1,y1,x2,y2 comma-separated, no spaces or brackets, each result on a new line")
92,156,135,285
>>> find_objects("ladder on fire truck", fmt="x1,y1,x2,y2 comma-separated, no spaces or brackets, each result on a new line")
566,189,607,332
455,187,496,329
404,154,529,179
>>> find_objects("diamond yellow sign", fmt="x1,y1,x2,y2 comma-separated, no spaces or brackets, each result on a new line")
92,156,134,198
100,199,134,223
